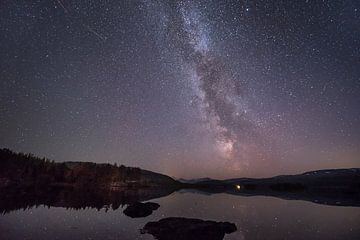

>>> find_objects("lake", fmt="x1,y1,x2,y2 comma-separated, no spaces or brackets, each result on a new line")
0,189,359,240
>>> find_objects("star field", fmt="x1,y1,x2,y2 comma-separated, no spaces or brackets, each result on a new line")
0,0,359,178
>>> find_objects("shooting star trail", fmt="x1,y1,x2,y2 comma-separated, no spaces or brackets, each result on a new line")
85,25,107,42
55,0,68,13
53,0,107,42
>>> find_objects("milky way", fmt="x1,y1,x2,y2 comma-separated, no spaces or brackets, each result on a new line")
178,3,256,165
0,0,359,178
143,1,297,170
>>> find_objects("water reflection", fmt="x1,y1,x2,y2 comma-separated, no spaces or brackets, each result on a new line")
0,186,175,214
0,190,359,240
1,184,359,216
198,186,360,207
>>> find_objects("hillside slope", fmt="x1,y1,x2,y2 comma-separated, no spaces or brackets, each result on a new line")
0,148,179,189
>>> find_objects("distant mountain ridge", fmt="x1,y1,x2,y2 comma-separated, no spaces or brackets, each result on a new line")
224,168,360,187
186,168,360,192
178,178,215,184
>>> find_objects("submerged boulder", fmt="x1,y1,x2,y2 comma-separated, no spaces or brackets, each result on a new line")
141,217,237,240
123,202,160,218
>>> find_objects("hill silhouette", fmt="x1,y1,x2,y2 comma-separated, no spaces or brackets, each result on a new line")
0,148,179,189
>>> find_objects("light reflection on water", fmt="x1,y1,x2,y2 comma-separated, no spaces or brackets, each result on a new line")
0,192,359,240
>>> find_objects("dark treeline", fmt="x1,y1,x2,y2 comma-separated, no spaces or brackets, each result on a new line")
0,148,178,189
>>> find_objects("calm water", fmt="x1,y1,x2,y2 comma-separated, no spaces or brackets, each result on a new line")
0,191,359,240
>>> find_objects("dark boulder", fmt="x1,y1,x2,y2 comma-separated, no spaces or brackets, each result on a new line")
141,217,237,240
123,202,160,218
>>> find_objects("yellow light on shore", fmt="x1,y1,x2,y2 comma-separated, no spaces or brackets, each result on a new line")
235,185,241,190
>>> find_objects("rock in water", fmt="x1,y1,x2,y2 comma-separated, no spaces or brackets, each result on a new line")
141,217,237,240
123,202,160,218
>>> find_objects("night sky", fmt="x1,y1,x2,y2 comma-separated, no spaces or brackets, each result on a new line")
1,0,359,178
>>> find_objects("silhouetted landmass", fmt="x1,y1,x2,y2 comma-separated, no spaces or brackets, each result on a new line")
177,177,215,184
123,202,160,218
186,169,360,206
0,148,179,189
141,217,237,240
0,148,179,215
1,148,359,212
